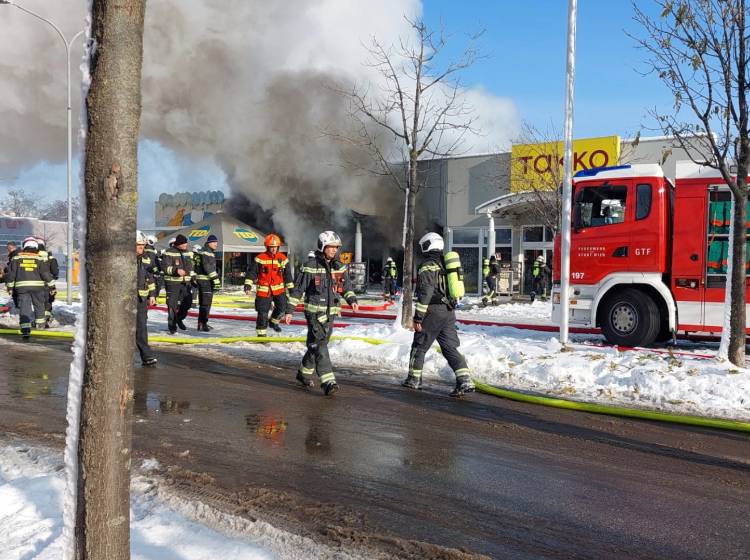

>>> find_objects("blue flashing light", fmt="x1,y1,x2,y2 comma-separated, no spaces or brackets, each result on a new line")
574,164,632,178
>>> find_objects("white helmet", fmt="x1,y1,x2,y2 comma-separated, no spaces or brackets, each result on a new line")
22,236,38,250
193,244,202,253
136,230,147,245
307,250,315,258
536,255,545,263
168,237,176,246
317,230,342,251
386,257,393,262
146,234,157,246
418,232,444,253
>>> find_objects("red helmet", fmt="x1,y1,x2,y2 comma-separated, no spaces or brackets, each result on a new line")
264,233,282,248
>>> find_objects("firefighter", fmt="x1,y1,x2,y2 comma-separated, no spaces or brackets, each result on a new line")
5,236,54,339
195,234,221,331
136,231,158,366
144,235,162,296
36,238,59,327
284,230,359,395
2,241,18,291
244,233,293,337
481,255,500,307
482,256,490,291
529,255,549,302
382,257,398,302
162,234,195,334
402,232,475,397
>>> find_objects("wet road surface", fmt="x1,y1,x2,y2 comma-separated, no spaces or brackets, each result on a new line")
1,337,750,559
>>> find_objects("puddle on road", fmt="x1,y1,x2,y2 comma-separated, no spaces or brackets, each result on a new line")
245,413,288,445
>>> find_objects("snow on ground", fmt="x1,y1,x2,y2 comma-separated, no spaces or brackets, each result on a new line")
0,440,365,560
2,296,750,421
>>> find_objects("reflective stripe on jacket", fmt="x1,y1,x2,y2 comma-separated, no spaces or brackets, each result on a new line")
286,251,356,317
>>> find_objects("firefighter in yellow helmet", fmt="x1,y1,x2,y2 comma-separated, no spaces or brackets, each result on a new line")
244,233,293,336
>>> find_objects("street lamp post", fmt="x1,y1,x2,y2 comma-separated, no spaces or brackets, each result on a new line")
1,1,84,304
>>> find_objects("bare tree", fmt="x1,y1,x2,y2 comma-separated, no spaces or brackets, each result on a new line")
75,1,146,558
0,188,39,217
633,0,749,366
340,17,481,327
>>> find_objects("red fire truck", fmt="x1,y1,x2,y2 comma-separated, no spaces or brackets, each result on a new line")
551,161,748,346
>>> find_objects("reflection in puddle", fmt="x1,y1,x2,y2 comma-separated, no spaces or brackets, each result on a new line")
133,392,191,415
13,372,52,400
245,413,287,444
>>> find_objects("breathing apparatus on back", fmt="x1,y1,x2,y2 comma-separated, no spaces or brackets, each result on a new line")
418,232,465,305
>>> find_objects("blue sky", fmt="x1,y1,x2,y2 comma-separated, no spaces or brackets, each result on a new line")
422,1,672,138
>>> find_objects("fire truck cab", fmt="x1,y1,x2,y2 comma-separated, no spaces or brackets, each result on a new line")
552,161,750,346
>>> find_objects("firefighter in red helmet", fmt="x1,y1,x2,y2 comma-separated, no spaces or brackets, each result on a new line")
244,233,294,336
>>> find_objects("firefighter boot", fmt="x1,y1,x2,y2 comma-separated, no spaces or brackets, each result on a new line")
143,357,158,368
296,371,315,388
449,376,475,398
176,319,187,331
401,374,422,390
270,321,282,333
322,381,339,396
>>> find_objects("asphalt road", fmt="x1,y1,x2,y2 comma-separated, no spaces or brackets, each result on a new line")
1,336,749,559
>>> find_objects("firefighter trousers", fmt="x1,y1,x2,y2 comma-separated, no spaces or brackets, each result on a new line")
45,288,55,320
17,289,46,334
408,305,469,380
196,279,214,325
255,293,287,335
136,297,155,362
298,313,335,384
166,282,192,331
383,278,397,297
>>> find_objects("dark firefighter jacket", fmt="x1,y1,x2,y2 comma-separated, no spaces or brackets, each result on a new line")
162,248,195,284
144,245,161,275
138,253,157,300
6,249,54,293
38,250,60,280
195,245,220,288
413,251,450,323
286,252,357,320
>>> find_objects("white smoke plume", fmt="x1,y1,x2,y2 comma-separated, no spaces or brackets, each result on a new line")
0,0,519,250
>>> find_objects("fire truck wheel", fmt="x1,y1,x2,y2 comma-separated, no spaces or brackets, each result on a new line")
600,288,660,347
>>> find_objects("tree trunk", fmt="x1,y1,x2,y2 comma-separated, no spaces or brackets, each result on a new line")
400,157,419,328
76,1,146,559
728,184,748,367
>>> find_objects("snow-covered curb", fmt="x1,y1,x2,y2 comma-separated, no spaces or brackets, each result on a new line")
0,441,365,560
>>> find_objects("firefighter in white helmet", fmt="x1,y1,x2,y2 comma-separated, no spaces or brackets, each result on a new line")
136,231,157,366
284,231,359,395
5,236,54,339
402,232,474,397
382,257,398,302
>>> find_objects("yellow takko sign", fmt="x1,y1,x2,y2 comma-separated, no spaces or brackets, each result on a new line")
510,135,621,193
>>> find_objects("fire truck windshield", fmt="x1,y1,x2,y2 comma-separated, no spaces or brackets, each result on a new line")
575,185,627,228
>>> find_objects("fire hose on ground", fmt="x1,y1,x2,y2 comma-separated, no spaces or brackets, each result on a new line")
1,327,749,434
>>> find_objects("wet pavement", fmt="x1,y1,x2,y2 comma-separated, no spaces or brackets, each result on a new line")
1,337,750,559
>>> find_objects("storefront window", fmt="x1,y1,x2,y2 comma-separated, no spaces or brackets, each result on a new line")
523,226,544,242
495,228,512,244
452,229,479,245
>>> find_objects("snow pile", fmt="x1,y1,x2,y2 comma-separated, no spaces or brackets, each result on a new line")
0,442,364,560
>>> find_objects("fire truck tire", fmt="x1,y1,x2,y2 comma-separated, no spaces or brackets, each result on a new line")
600,288,660,347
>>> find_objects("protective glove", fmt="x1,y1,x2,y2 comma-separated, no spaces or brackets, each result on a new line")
49,287,57,297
